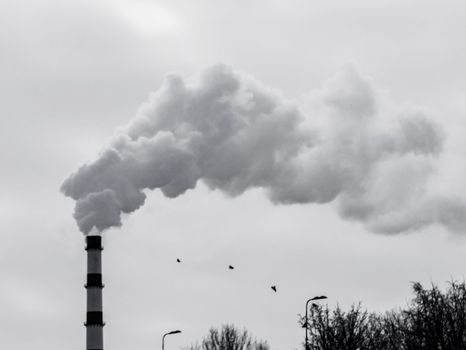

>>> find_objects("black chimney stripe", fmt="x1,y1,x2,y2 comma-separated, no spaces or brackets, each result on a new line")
86,273,103,288
86,311,104,325
86,236,103,251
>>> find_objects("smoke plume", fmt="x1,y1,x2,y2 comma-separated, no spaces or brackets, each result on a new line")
61,64,466,234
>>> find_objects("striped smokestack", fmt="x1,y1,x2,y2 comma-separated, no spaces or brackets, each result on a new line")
85,236,104,350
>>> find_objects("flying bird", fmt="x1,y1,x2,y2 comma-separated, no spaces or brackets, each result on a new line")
176,258,181,263
271,285,277,292
228,265,234,270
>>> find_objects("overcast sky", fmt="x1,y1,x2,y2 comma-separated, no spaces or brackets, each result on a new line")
2,1,466,349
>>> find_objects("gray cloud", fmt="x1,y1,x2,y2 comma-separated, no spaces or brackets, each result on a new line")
61,64,462,234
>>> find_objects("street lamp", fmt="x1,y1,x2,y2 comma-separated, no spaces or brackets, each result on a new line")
303,296,327,350
162,330,182,350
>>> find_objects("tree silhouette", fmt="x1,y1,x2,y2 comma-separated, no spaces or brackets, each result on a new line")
185,324,269,350
301,281,466,350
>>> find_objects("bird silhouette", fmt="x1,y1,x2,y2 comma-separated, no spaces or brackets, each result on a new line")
176,258,181,263
271,285,277,292
228,265,234,270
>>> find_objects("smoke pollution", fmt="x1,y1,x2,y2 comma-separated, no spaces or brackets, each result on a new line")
61,64,466,235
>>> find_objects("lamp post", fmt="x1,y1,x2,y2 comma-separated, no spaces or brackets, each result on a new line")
304,296,327,350
162,330,181,350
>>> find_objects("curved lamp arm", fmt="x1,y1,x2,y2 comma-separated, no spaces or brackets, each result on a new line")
162,330,182,350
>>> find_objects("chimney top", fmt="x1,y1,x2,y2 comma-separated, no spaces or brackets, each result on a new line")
85,236,103,251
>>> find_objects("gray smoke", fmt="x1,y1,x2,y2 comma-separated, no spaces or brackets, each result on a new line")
61,64,466,234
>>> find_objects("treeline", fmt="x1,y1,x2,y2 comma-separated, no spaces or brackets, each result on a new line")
185,282,466,350
302,281,466,350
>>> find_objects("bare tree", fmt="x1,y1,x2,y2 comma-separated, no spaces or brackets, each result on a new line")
300,303,371,350
400,281,466,350
185,324,269,350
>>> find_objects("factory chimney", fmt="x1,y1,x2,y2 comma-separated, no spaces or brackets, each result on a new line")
85,236,104,350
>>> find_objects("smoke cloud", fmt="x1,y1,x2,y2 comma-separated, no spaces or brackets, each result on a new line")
61,64,466,234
